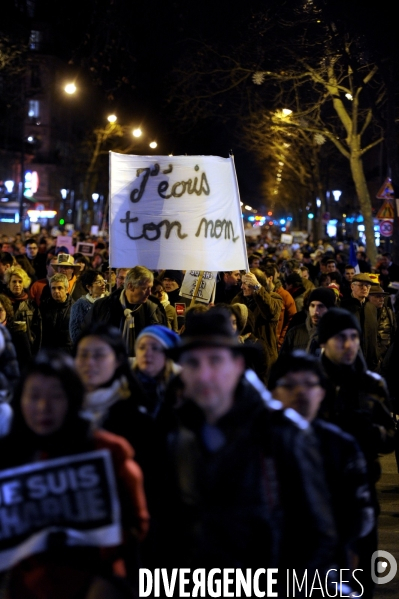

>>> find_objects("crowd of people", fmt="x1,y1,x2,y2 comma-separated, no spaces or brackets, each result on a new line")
0,229,398,598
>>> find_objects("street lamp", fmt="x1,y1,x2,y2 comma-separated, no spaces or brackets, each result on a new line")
107,114,117,123
149,141,157,149
132,128,142,138
64,83,77,95
332,190,342,202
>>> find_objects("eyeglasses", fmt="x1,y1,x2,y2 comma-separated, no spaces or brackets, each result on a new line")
93,279,106,285
275,379,321,391
352,282,371,288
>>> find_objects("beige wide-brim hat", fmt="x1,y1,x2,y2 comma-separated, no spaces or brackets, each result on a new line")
51,253,81,272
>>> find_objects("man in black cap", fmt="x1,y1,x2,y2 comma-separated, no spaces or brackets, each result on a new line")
340,273,379,370
318,307,395,598
161,269,190,328
158,308,337,586
280,287,336,355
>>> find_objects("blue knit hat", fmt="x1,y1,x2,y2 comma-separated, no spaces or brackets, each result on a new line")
135,325,180,351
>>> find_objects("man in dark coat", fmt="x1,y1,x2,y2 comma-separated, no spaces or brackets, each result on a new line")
157,309,337,593
340,272,379,371
269,351,374,577
40,273,74,353
317,308,395,598
280,287,336,356
85,265,167,356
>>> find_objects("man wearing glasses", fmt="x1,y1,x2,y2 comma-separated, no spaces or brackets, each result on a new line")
340,273,378,370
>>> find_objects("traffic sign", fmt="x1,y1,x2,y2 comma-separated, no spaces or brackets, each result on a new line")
376,178,395,200
380,220,394,237
376,199,395,220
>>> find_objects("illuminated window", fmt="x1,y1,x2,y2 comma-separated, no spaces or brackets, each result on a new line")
28,100,40,118
29,30,42,50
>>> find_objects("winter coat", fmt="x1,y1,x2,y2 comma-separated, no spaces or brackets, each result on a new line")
158,374,337,574
232,287,282,382
320,351,395,502
40,294,74,353
340,296,379,371
0,418,149,599
274,281,297,350
84,288,167,353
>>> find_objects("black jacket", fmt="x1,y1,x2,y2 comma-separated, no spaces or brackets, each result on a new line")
84,288,167,344
40,295,74,353
159,374,337,574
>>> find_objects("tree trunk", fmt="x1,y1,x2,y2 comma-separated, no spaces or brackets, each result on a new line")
350,151,377,266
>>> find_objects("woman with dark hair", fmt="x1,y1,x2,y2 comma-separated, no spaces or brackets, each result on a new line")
74,324,154,468
69,269,108,344
0,348,149,599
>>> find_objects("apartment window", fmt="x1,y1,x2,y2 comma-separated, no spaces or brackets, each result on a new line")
28,100,40,118
29,30,42,51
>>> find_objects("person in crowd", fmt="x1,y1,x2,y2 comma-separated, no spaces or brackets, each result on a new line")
4,265,41,357
132,325,180,419
102,264,117,292
0,318,20,422
40,253,83,303
116,268,129,290
157,309,337,585
23,237,47,280
29,255,56,307
356,250,372,273
0,349,148,598
232,269,282,382
341,273,379,371
376,252,399,291
69,269,108,344
280,287,336,355
74,323,154,473
248,254,261,268
160,270,190,328
317,307,396,598
341,264,357,300
367,284,396,372
265,264,297,350
0,293,33,369
151,278,178,332
73,253,91,276
40,273,74,353
0,251,15,294
85,266,167,356
269,351,374,578
281,258,315,292
285,272,307,312
214,270,242,304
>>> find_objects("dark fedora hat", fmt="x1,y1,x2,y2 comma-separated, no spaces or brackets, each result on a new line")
166,307,260,361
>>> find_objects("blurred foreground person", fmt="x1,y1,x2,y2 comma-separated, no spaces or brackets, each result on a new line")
269,351,374,584
0,349,149,599
156,309,337,589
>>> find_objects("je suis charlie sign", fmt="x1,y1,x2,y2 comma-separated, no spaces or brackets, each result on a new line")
109,153,248,271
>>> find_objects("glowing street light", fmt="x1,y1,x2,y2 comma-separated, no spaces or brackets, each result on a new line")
149,141,157,149
332,190,342,202
64,83,77,95
107,114,117,123
132,128,142,138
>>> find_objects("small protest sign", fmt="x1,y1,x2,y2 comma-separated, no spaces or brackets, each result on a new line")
180,271,217,304
109,154,248,271
76,242,95,256
0,450,121,571
55,235,74,254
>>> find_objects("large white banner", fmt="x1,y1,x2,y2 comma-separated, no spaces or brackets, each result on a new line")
109,153,248,270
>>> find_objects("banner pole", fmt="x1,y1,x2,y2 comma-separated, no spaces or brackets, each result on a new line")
190,271,205,307
229,152,249,272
